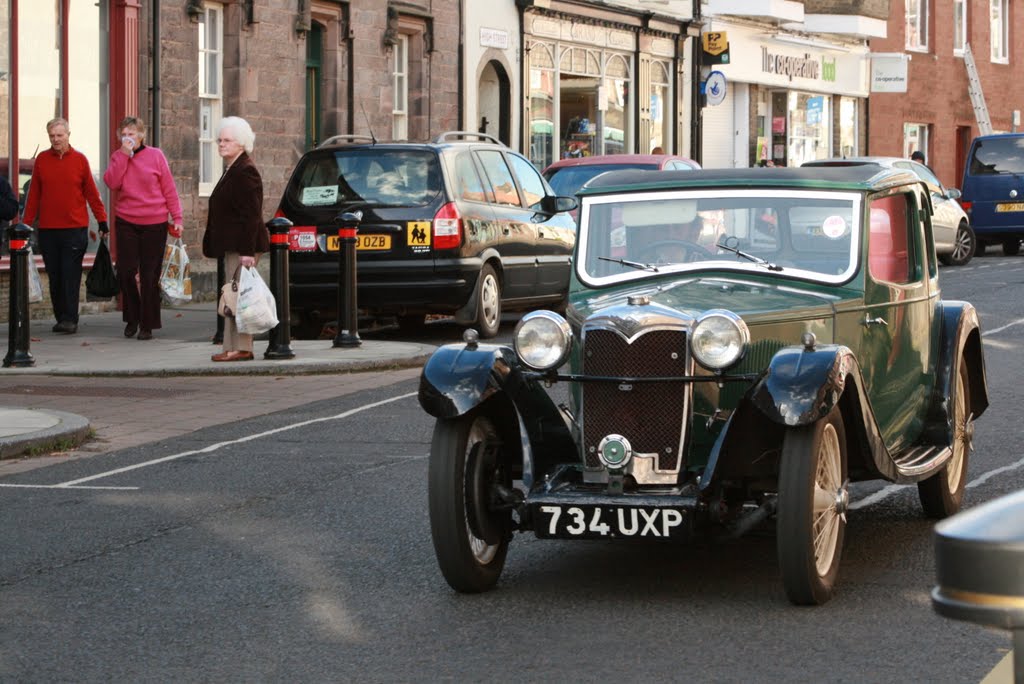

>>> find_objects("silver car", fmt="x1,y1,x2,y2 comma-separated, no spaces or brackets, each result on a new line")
804,157,975,266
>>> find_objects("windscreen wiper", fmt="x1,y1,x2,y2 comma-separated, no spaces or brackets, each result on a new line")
715,236,783,271
598,256,660,272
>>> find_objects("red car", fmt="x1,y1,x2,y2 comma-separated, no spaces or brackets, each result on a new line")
543,153,700,198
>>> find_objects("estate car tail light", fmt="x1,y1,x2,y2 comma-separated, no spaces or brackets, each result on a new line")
433,202,463,250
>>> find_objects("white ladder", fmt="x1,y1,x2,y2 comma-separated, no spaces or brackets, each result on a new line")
963,43,993,135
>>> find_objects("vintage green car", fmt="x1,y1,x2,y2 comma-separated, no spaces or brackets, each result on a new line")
418,166,989,605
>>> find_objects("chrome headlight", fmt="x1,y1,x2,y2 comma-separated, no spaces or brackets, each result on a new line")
690,309,749,370
513,311,573,371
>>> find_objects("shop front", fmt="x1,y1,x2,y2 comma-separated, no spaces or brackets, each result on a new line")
700,22,869,169
522,6,687,170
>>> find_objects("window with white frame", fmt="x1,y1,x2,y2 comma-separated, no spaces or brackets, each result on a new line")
991,0,1009,62
904,122,929,160
953,0,967,55
392,34,409,141
198,3,224,195
905,0,928,50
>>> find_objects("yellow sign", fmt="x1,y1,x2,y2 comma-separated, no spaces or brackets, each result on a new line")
407,221,431,248
703,32,728,56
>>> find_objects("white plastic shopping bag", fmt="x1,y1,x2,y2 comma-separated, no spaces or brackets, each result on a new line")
235,266,279,334
159,238,192,305
27,247,43,304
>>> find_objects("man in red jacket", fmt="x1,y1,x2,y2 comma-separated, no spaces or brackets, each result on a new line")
22,117,108,334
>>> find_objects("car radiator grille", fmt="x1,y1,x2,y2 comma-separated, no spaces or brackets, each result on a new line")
581,328,688,472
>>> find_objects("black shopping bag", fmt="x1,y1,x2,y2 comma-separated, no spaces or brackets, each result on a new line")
86,237,119,298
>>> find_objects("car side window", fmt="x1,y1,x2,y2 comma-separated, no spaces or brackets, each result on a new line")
453,152,489,204
476,150,522,207
507,154,547,210
868,194,913,284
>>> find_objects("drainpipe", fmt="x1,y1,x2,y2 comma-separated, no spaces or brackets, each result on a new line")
458,0,465,131
152,0,161,146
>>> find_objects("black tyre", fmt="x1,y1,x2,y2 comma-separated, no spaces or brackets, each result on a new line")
1003,238,1021,256
941,222,976,266
777,406,848,606
472,263,502,338
428,413,510,593
918,360,972,518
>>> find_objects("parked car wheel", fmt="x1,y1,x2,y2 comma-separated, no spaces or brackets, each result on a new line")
428,412,510,593
939,222,976,266
1003,239,1021,256
473,264,502,338
777,406,848,605
918,360,972,518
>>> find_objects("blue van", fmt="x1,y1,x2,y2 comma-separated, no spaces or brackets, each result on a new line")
960,133,1024,256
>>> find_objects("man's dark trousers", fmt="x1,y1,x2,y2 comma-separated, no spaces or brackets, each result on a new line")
38,227,88,325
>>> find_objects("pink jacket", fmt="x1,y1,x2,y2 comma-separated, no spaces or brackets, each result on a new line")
103,145,183,225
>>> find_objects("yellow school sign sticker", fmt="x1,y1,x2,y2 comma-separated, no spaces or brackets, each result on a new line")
408,221,431,251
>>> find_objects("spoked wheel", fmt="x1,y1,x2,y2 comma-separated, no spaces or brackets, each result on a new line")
777,406,848,605
472,264,502,338
428,412,511,593
941,222,976,266
918,359,973,518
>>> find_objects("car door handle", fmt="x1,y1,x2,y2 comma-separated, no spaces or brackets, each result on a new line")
863,314,888,327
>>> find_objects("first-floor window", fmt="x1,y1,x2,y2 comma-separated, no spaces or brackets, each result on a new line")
904,122,928,160
198,2,224,195
392,34,409,141
953,0,967,55
991,0,1009,62
905,0,928,50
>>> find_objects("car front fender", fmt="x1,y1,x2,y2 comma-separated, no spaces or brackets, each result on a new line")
749,343,859,427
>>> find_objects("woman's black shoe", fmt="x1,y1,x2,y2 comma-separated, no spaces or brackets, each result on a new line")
137,329,153,341
124,323,139,338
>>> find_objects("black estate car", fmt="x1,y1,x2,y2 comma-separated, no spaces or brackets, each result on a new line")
276,132,577,337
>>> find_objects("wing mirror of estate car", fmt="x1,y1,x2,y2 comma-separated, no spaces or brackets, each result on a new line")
540,195,578,216
932,489,1024,680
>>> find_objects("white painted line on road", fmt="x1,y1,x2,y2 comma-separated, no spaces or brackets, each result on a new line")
0,483,140,490
2,391,418,490
983,316,1024,336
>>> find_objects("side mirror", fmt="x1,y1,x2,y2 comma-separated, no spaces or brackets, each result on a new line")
946,187,962,201
541,195,578,215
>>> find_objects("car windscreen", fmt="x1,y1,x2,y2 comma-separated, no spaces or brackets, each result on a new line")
545,163,658,197
577,189,860,286
968,137,1024,175
289,149,441,208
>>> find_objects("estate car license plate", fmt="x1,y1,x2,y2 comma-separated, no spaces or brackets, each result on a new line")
533,504,687,540
996,203,1024,212
327,234,392,251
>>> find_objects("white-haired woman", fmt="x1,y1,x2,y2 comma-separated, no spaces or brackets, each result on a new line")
202,116,269,362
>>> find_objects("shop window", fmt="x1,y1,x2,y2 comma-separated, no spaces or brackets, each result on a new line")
527,42,555,169
649,61,671,154
392,34,408,140
953,0,967,55
198,3,224,196
905,0,928,51
839,97,857,159
903,123,928,160
786,92,830,167
990,0,1009,63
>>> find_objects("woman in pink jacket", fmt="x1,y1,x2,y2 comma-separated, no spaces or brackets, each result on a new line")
103,116,183,340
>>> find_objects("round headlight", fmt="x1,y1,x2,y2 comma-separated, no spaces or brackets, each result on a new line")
513,311,573,371
690,310,749,370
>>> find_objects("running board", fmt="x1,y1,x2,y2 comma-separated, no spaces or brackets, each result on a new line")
892,444,952,482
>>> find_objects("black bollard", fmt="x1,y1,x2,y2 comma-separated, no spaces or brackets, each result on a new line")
212,256,225,344
264,217,295,359
332,210,362,348
4,223,35,368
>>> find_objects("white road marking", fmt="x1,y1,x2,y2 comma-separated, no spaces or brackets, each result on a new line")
983,316,1024,336
0,392,417,490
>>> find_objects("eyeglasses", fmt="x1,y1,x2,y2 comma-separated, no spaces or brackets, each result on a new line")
216,138,237,144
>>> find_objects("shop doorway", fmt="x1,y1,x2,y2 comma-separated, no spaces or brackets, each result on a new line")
559,76,600,158
478,60,510,145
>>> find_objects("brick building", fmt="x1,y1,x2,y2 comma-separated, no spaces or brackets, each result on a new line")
868,0,1024,189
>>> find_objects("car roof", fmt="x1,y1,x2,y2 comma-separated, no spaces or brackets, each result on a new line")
803,156,911,168
315,131,509,152
544,154,698,172
577,166,918,196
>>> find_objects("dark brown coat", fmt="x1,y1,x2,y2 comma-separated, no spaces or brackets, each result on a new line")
202,152,270,258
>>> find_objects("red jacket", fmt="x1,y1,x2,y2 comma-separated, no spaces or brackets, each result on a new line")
23,146,107,229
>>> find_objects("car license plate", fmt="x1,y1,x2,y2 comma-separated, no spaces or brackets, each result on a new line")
327,234,391,251
996,203,1024,212
533,503,687,539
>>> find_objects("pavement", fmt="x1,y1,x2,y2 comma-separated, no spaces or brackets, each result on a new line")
0,301,437,462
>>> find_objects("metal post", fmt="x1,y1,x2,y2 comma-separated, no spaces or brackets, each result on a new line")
332,210,362,348
264,217,295,359
1014,629,1023,684
4,223,35,368
212,256,224,344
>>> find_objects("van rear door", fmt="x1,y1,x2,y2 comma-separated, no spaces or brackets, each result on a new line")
963,136,1024,238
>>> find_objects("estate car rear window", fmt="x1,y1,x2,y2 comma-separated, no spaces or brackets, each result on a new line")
290,149,441,208
968,137,1024,175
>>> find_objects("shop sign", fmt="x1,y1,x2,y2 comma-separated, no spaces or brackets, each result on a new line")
762,47,820,81
703,31,730,65
703,71,727,106
480,28,509,50
870,53,910,93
